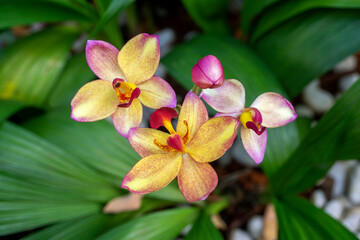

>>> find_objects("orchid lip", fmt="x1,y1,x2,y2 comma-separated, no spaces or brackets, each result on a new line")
167,134,186,153
150,107,190,154
246,121,266,135
150,107,178,130
118,88,141,108
240,107,266,135
249,107,262,124
112,78,140,108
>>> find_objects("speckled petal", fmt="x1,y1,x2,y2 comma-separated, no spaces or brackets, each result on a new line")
241,127,267,164
178,153,218,202
86,40,125,81
187,117,239,163
250,92,297,128
128,128,170,157
118,34,160,85
71,80,119,122
122,152,182,194
177,91,208,141
200,79,245,113
138,75,177,109
214,111,242,118
112,99,143,138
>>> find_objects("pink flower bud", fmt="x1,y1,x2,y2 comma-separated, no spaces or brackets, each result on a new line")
191,55,225,89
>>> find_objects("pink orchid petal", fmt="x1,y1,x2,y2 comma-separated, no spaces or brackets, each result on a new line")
138,75,177,109
250,92,297,128
86,40,125,81
200,79,245,113
122,152,182,194
187,116,239,163
112,99,143,138
178,153,218,202
118,34,160,85
177,91,209,142
128,128,170,157
71,80,119,122
241,127,267,164
214,111,242,118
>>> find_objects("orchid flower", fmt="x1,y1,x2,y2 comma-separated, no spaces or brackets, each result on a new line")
71,34,176,138
200,80,297,164
122,91,239,202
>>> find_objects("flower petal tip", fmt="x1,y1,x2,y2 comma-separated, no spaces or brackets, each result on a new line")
85,40,123,80
121,178,142,194
113,123,129,138
185,193,211,203
69,110,83,122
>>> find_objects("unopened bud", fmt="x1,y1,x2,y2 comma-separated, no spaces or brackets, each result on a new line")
191,55,224,89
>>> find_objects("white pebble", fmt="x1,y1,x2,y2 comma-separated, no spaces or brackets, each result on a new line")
155,63,167,79
303,80,335,113
230,229,253,240
334,55,357,73
156,28,175,56
328,161,355,197
324,198,346,220
140,107,154,128
339,73,359,92
342,207,360,233
348,164,360,205
181,224,192,236
247,215,263,239
294,104,314,118
311,190,327,208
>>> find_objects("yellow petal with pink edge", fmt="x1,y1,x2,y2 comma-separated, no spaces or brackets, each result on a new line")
86,40,125,81
112,99,143,138
128,128,170,157
187,116,239,163
137,75,177,109
121,152,182,194
176,91,208,141
71,80,119,122
178,153,218,202
118,34,160,85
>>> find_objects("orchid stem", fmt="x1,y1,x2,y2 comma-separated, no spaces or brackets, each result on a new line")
192,85,202,96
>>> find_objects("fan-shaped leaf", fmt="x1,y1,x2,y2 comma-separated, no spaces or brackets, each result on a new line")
97,208,198,240
253,9,360,98
0,27,79,106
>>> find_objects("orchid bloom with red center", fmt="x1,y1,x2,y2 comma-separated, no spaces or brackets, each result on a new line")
71,33,176,138
121,92,239,202
200,79,297,164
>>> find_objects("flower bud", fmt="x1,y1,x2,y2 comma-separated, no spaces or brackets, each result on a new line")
191,55,224,89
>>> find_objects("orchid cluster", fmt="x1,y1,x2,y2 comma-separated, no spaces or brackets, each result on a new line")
71,33,297,202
